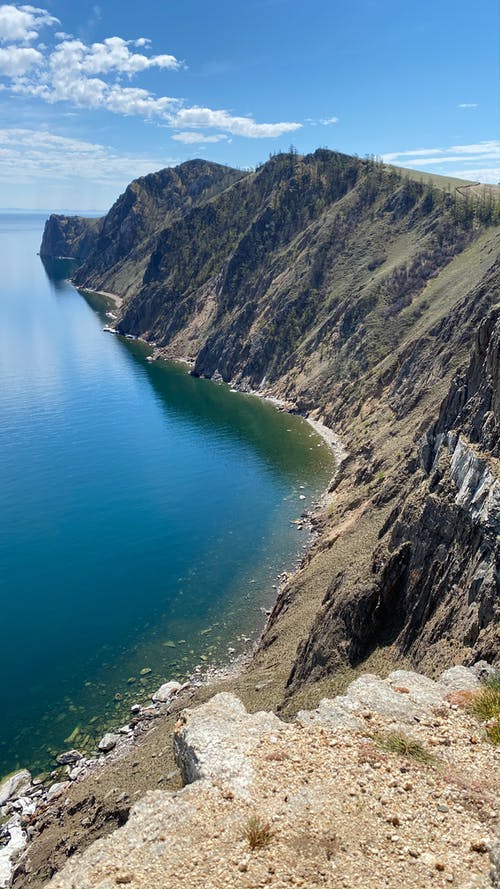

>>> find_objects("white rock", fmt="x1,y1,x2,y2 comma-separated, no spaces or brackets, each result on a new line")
387,670,447,708
173,692,285,799
343,674,421,723
439,666,481,691
0,816,26,889
46,781,70,802
152,681,182,704
98,732,120,753
0,770,31,807
297,695,365,730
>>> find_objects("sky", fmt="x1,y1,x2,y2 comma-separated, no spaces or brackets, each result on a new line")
0,0,498,211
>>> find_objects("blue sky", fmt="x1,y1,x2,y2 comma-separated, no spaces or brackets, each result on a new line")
0,0,498,210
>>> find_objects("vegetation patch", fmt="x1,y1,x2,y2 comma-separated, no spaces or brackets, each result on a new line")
468,674,500,745
373,732,437,765
243,814,276,850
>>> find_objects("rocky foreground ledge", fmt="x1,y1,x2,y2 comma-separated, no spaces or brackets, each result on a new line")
1,664,493,889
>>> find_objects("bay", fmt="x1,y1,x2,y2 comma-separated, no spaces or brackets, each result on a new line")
0,213,333,776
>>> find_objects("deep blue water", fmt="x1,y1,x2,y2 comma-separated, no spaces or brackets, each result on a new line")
0,214,332,776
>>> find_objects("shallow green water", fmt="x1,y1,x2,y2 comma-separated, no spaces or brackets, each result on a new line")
0,214,333,777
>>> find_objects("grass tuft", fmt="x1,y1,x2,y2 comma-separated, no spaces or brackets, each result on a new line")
485,720,500,746
468,685,500,723
243,814,275,850
485,672,500,692
373,732,436,765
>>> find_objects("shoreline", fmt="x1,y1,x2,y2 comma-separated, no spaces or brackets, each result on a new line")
0,283,351,886
73,283,123,309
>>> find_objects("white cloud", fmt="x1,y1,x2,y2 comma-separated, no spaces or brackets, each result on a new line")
452,168,500,184
0,4,59,43
171,106,300,138
458,103,478,109
47,36,180,77
382,141,500,185
172,131,229,144
305,115,339,126
0,44,41,74
0,5,302,140
0,126,173,185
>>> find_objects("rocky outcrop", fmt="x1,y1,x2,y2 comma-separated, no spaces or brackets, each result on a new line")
41,161,245,302
39,215,102,260
288,296,500,688
173,693,282,797
45,668,498,889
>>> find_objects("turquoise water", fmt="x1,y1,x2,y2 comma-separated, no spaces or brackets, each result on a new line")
0,214,333,777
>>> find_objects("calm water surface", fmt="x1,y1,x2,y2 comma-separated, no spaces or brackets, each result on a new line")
0,214,333,776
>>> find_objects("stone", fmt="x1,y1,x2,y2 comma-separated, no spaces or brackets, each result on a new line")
343,674,421,723
471,660,497,681
297,695,365,730
387,671,447,708
439,666,481,691
173,692,285,799
98,733,120,753
56,749,83,766
46,781,70,802
0,816,27,889
152,681,182,704
0,770,31,806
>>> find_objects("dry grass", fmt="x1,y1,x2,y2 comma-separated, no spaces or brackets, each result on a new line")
485,720,500,746
243,814,275,850
468,686,500,723
468,674,500,745
373,732,436,765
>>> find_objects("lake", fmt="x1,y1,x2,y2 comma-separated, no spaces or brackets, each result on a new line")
0,213,333,777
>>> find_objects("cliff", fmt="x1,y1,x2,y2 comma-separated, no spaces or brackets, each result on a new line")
4,161,499,883
40,214,102,260
39,151,500,694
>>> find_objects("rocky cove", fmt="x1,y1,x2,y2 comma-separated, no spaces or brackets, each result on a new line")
2,153,499,886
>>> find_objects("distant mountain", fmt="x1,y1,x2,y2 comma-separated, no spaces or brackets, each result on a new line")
40,149,500,684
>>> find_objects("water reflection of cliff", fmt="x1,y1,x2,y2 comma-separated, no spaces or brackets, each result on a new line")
41,255,80,292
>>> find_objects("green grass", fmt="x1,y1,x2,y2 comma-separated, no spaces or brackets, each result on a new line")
373,732,436,765
468,686,500,722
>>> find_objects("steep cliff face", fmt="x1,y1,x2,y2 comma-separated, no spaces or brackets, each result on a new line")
40,214,102,260
288,286,500,688
41,160,246,300
42,151,496,395
39,151,500,693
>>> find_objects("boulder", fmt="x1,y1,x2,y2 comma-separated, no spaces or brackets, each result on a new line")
98,733,120,753
439,666,481,691
0,816,26,889
386,670,447,708
173,692,285,799
342,673,422,723
56,749,83,766
297,695,365,730
152,681,182,704
0,770,31,807
46,781,70,802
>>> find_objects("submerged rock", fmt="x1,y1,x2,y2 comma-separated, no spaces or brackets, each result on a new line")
56,749,83,766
